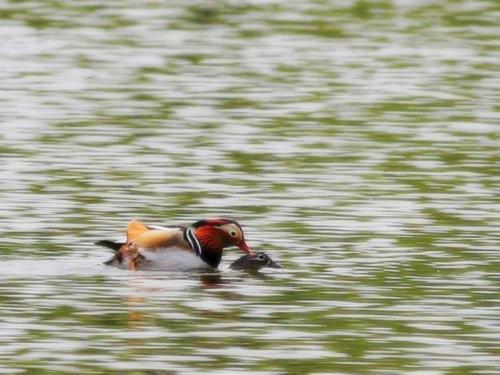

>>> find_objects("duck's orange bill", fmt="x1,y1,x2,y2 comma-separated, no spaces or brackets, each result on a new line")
238,240,251,253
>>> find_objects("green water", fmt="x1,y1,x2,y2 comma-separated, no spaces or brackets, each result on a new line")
1,0,499,374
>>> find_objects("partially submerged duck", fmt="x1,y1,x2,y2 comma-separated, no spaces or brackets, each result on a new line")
96,218,251,271
230,252,281,271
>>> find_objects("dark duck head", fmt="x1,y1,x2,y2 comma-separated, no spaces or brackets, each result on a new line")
230,251,281,270
186,218,251,268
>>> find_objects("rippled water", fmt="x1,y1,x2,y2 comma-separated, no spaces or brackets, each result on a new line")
1,0,499,373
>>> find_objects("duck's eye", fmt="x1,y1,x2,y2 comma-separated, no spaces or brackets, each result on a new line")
230,230,237,237
257,253,266,261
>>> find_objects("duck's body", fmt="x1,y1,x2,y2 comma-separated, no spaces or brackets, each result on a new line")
97,218,251,271
107,247,211,272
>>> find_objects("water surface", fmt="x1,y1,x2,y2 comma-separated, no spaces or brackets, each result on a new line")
1,0,499,374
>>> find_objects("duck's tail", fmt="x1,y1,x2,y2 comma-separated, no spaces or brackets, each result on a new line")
95,240,125,266
97,220,149,267
95,240,124,252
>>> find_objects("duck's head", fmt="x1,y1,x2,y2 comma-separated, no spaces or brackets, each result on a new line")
229,251,281,270
191,218,251,254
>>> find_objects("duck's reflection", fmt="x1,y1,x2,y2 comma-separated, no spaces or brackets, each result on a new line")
118,251,283,327
121,267,280,328
122,270,227,328
198,272,224,287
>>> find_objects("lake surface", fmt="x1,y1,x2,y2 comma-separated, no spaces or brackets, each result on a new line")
1,0,499,373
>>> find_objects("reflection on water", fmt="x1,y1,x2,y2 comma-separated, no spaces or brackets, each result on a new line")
1,0,499,373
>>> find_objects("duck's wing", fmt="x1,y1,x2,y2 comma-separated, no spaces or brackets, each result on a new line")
132,229,186,249
146,223,186,231
123,221,192,270
100,220,192,270
96,219,144,253
126,219,150,242
127,219,191,250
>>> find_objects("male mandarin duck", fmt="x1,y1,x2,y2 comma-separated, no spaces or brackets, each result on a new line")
96,218,251,271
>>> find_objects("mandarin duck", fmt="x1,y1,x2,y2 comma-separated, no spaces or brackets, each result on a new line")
229,252,281,271
96,218,251,271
